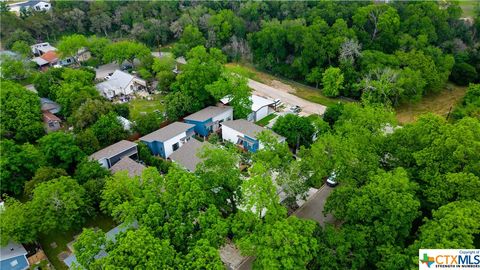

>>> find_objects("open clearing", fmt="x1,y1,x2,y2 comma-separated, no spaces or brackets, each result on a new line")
226,63,346,107
395,84,467,124
129,94,165,119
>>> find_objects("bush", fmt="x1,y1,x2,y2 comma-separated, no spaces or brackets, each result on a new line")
450,62,478,86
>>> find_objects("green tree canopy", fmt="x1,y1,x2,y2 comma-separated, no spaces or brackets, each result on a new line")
1,81,44,142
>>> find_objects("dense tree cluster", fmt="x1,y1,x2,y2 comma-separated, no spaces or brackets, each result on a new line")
0,2,479,269
2,1,477,106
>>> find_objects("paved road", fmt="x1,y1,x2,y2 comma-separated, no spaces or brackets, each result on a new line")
248,79,327,116
293,185,335,226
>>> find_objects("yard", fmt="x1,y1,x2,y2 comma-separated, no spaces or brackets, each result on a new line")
38,214,116,270
255,113,277,127
459,0,478,17
128,94,165,119
225,63,345,107
395,84,467,124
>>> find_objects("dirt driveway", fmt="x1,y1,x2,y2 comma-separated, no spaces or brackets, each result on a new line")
248,79,327,116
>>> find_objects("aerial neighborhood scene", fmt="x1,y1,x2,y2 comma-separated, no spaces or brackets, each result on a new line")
1,0,479,269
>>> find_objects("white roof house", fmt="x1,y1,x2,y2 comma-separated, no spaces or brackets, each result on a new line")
0,241,29,270
221,94,276,122
221,119,285,153
30,42,56,56
8,1,51,15
95,70,146,100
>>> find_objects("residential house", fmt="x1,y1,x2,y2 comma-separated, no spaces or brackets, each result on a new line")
42,110,61,132
184,106,233,137
0,241,29,270
174,56,187,73
40,98,61,114
140,122,195,159
221,94,276,122
221,119,285,152
89,140,138,169
76,48,91,63
0,202,30,270
30,42,56,56
169,138,208,172
9,0,51,15
95,70,147,100
109,156,146,177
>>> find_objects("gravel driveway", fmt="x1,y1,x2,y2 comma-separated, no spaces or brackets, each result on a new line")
248,79,327,116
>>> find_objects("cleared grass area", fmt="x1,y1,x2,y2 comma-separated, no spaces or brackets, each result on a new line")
396,84,467,124
459,0,478,17
38,214,116,270
129,94,165,120
256,113,277,126
225,63,346,107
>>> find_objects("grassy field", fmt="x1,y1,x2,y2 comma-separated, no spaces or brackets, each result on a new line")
255,113,277,126
39,214,116,270
129,94,165,119
459,0,478,17
395,84,467,124
225,63,346,107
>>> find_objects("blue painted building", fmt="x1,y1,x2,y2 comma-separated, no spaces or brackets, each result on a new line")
184,106,233,137
221,119,285,153
0,242,29,270
139,122,195,158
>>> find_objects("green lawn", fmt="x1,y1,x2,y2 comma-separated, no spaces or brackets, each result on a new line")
129,94,165,120
256,113,277,126
225,63,347,107
459,0,478,17
39,214,116,270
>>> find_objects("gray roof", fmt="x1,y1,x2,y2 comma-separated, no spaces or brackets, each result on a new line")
40,97,61,112
96,70,134,92
184,106,232,122
89,140,137,161
10,0,45,9
222,119,265,139
140,122,194,142
110,157,146,177
169,139,208,172
0,241,27,261
222,119,285,141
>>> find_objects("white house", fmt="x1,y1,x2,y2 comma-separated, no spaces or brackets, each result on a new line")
8,1,51,15
95,70,147,100
221,119,285,152
221,94,276,122
140,122,195,159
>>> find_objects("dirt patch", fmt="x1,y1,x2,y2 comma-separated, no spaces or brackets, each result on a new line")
270,80,296,94
396,84,467,124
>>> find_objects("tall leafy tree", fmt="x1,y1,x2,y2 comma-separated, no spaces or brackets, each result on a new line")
238,216,318,269
0,140,45,195
38,132,86,171
205,72,252,119
272,114,315,149
321,67,344,97
1,81,44,142
196,145,242,213
91,112,128,147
